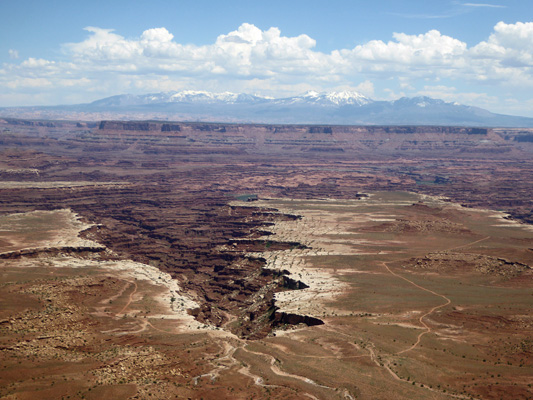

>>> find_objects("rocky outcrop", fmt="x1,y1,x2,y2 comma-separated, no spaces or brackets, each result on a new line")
161,123,181,132
98,121,159,131
515,134,533,142
4,118,57,127
0,246,106,259
272,311,324,327
308,126,333,134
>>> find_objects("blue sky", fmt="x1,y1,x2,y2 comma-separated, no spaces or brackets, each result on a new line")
1,0,532,116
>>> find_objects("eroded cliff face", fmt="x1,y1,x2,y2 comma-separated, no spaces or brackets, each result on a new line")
4,118,58,127
0,180,321,339
93,121,502,158
98,120,489,135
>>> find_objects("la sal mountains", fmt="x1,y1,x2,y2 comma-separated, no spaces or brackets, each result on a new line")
2,90,533,127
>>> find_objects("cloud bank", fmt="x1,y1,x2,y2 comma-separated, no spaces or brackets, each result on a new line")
1,21,532,115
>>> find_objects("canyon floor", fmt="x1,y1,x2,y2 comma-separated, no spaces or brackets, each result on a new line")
0,119,532,399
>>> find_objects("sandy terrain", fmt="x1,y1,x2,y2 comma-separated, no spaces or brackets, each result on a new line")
1,196,532,399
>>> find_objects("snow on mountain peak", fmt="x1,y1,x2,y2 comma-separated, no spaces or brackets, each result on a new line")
324,90,372,105
147,90,271,104
168,90,238,103
286,90,372,106
93,89,374,107
302,90,321,98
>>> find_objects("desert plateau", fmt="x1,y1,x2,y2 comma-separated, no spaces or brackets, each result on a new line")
0,119,532,400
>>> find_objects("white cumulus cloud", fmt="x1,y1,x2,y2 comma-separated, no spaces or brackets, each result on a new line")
0,21,532,115
471,21,533,66
350,30,467,64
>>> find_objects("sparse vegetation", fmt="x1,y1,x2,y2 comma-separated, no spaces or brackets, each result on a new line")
0,119,532,399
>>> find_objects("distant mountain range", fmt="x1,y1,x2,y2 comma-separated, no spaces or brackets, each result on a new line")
88,90,374,108
2,90,533,127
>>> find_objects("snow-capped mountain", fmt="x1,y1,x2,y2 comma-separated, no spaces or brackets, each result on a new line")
90,90,372,107
392,96,448,108
3,90,533,127
275,90,373,106
90,90,271,107
166,90,270,104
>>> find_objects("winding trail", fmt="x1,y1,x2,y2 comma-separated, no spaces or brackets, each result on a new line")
381,260,451,355
380,236,490,355
317,326,478,400
240,345,355,399
117,280,138,316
